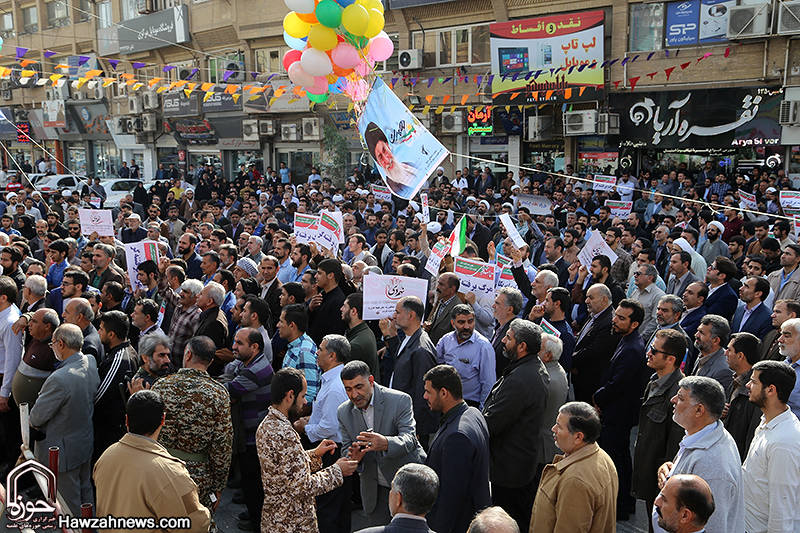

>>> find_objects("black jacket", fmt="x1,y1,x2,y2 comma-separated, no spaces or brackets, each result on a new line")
571,306,620,404
469,223,492,262
594,331,650,427
385,328,438,436
93,341,137,460
307,285,346,346
197,306,229,375
723,368,761,462
490,320,513,380
482,353,549,488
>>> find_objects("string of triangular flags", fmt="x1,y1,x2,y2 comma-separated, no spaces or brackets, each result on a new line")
2,43,735,109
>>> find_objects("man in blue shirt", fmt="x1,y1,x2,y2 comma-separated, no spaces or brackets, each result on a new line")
275,239,296,284
46,240,71,290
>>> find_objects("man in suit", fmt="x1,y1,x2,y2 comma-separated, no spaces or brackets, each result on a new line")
680,281,708,371
194,281,229,375
731,276,773,339
88,243,124,290
543,237,571,287
29,323,100,514
704,256,739,322
225,210,245,242
422,365,490,533
571,284,621,404
356,464,439,533
339,361,426,527
646,295,691,354
760,299,800,361
593,299,650,520
424,273,460,346
490,288,522,379
692,314,733,391
259,255,282,332
466,215,491,262
384,296,438,443
666,251,699,297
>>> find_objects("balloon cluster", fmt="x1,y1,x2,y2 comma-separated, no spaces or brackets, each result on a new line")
283,0,394,104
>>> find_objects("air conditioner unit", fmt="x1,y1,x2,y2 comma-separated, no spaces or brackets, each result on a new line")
14,109,27,123
398,49,423,70
528,116,553,141
137,0,155,14
45,88,56,101
142,112,158,132
597,113,620,135
563,110,597,136
125,117,136,132
0,80,10,92
178,67,194,81
780,100,800,125
136,132,154,144
779,0,800,34
223,61,245,83
142,90,160,110
414,113,431,129
727,3,771,39
441,111,464,133
52,83,70,100
131,117,143,132
1,89,11,101
73,91,86,100
281,123,297,141
114,117,129,134
128,95,143,114
243,119,260,141
302,117,321,140
259,120,275,136
92,85,105,100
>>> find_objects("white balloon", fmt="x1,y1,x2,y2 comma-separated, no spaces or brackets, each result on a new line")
301,48,333,77
284,0,316,14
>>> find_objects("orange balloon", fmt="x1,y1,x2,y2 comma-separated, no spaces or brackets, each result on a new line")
296,11,318,23
332,64,354,77
326,73,338,83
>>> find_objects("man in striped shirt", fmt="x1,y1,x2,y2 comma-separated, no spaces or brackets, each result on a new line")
157,258,202,368
277,304,320,406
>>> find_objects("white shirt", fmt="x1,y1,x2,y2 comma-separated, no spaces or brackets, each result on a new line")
358,392,391,488
743,408,800,533
0,304,22,397
305,364,348,443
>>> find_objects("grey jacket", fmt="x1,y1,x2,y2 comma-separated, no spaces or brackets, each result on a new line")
338,384,426,515
693,348,733,392
668,421,744,533
30,351,100,471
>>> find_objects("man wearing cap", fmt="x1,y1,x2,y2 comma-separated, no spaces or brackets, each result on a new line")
234,257,259,282
698,221,731,266
122,214,147,244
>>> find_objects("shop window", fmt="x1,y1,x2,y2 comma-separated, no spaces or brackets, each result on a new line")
21,6,37,34
629,3,664,52
255,48,287,74
46,1,70,28
413,23,492,67
120,0,137,21
97,0,112,27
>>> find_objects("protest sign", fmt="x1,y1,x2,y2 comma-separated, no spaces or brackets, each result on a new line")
593,174,617,192
495,254,518,290
516,194,552,216
780,190,800,208
540,318,562,338
605,200,633,219
499,213,526,248
421,192,430,223
294,213,320,244
425,240,451,277
317,211,344,251
577,230,619,268
371,184,392,203
125,241,160,291
89,197,102,209
454,257,496,304
363,275,428,320
78,209,114,237
358,78,448,200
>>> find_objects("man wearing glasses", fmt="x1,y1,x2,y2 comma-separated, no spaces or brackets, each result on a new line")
704,257,739,322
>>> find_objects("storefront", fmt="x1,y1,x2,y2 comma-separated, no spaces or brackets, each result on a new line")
610,86,784,178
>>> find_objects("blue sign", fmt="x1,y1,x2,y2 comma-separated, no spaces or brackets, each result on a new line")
667,1,700,46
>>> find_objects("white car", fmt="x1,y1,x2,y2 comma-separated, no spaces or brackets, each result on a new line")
100,179,144,208
31,174,91,198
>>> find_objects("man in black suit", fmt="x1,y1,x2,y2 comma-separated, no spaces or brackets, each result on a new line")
593,299,650,521
571,284,621,404
225,210,245,242
356,464,439,533
490,287,523,379
422,365,490,533
466,216,491,262
703,256,739,321
680,281,708,371
259,255,282,332
543,237,571,287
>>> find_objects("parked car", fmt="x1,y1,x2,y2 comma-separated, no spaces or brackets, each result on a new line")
100,179,144,208
32,174,91,199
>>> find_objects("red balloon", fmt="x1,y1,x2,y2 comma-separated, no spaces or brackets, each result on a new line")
283,50,302,71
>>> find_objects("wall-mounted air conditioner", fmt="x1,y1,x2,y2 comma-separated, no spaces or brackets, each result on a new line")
302,117,321,140
563,110,597,136
281,123,297,141
398,49,423,70
243,119,260,141
528,116,553,141
441,111,465,133
727,3,771,39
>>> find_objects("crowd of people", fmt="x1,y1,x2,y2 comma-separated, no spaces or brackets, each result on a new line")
0,160,798,533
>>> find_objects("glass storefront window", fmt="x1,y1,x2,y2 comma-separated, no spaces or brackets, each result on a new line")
190,152,223,178
94,142,119,179
277,150,318,184
68,147,86,175
629,3,664,52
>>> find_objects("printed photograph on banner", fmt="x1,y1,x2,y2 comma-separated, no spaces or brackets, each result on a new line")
515,194,553,215
780,190,800,209
294,213,320,244
78,208,114,237
593,174,617,192
358,78,449,200
454,257,496,305
499,213,526,248
363,275,429,320
577,230,619,268
604,200,632,219
125,241,160,291
425,240,451,277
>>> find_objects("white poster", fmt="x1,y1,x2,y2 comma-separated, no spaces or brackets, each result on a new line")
454,257,496,305
294,213,320,245
605,200,633,219
125,241,160,291
425,240,451,277
499,213,526,248
317,211,344,251
516,194,553,215
78,208,114,237
371,184,392,203
577,230,619,268
593,174,617,192
421,192,430,224
780,191,800,209
363,274,429,320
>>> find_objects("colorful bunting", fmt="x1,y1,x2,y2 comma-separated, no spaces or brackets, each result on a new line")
44,50,56,59
15,47,28,60
628,76,640,91
664,67,676,80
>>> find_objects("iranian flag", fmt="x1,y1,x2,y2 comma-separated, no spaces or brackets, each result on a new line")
448,215,467,257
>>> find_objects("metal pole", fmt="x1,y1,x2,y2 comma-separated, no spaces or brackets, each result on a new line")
48,447,59,503
18,403,29,452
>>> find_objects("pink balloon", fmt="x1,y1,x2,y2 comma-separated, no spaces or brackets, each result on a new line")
288,62,315,87
331,43,361,69
354,58,374,77
307,76,329,94
368,35,394,62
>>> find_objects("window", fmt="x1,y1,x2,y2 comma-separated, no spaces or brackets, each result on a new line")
255,48,288,74
97,0,112,27
22,6,37,33
630,3,664,52
121,0,137,21
79,0,92,22
0,12,13,38
374,33,400,72
413,24,492,67
46,1,70,28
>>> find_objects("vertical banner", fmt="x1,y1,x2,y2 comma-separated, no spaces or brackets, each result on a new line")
666,0,699,46
421,192,430,223
362,275,429,319
125,241,160,290
499,213,526,248
454,257,497,305
294,213,321,244
358,78,449,199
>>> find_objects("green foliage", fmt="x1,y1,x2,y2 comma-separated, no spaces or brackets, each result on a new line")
319,123,348,189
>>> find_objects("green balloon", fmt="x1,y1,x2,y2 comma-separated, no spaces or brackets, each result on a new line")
308,92,329,103
316,0,342,28
357,36,369,48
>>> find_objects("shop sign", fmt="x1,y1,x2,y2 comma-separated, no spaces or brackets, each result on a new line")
16,123,31,143
480,136,508,145
611,87,782,149
467,107,493,136
201,92,242,113
165,118,218,145
490,11,604,105
69,103,110,134
118,6,189,54
42,100,66,128
666,0,732,46
163,92,201,118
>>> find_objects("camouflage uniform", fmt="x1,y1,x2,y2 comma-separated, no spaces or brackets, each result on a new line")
152,368,233,519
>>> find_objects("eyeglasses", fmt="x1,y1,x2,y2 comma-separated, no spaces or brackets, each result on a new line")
708,265,718,271
648,347,675,358
61,281,73,286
